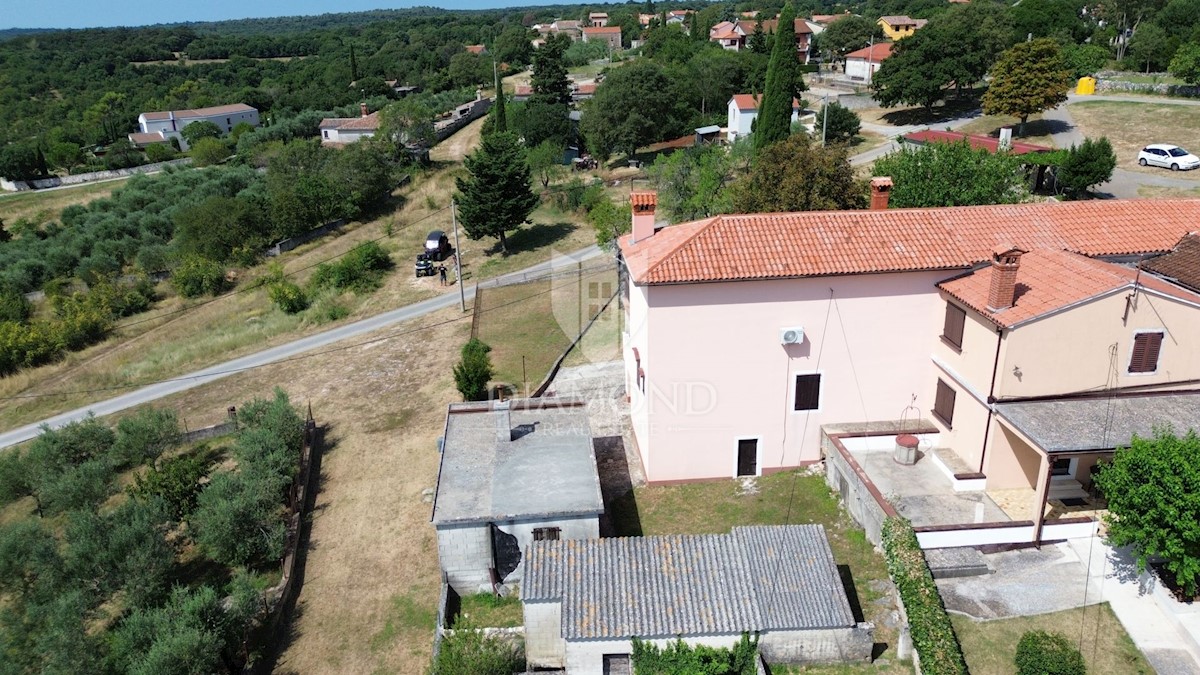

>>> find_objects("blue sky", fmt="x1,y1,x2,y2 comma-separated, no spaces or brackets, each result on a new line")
1,1,588,30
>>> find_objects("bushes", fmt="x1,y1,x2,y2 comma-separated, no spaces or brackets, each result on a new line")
1015,630,1086,675
453,338,494,401
631,634,758,674
269,280,309,314
308,241,393,293
430,620,524,675
881,517,968,675
171,255,229,298
144,143,176,163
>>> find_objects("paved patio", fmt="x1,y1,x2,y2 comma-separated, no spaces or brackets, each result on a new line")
849,447,1010,528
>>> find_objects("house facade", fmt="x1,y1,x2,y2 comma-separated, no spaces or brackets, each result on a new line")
135,103,259,150
431,399,603,595
844,42,892,83
588,12,608,27
522,525,872,673
319,103,380,144
726,94,803,143
877,15,927,39
709,18,813,62
618,190,1200,487
581,26,622,50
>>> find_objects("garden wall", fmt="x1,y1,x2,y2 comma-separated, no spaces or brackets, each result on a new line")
1,158,193,192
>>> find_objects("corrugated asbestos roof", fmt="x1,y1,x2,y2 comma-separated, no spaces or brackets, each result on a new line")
521,525,855,639
620,200,1200,285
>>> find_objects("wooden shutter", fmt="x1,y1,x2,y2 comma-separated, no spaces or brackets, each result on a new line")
1129,332,1164,373
933,379,956,428
736,439,758,477
794,374,821,411
942,304,966,349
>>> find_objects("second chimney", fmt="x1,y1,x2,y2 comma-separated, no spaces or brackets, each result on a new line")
630,191,657,243
494,400,512,443
987,245,1026,312
870,176,893,211
360,102,369,118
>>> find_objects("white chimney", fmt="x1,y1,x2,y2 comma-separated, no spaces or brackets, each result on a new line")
998,126,1013,152
630,191,657,243
494,400,512,443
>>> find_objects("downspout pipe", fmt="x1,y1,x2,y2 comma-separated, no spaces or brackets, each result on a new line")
978,325,1004,474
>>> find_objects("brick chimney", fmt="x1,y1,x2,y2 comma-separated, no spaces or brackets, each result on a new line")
494,400,512,443
870,177,893,211
360,102,369,118
986,245,1027,312
631,191,657,243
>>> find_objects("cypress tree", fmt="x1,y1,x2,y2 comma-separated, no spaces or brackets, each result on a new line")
349,43,359,82
755,2,799,153
491,65,507,134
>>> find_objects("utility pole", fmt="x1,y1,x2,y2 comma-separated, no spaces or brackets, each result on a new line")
821,94,829,146
452,198,466,312
865,35,875,86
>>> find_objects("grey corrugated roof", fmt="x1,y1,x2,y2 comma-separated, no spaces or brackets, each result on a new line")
996,391,1200,452
431,398,604,524
521,525,855,639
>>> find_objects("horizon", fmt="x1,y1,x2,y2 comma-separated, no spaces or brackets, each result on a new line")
0,0,597,31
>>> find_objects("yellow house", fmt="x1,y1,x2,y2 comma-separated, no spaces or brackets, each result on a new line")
877,15,927,40
930,243,1200,540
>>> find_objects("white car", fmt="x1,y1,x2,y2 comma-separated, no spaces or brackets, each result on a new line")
1138,144,1200,171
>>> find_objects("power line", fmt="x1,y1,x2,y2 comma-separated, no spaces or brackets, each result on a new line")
0,261,616,402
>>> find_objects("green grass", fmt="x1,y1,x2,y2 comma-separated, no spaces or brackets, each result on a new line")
370,592,437,652
454,592,523,628
951,604,1153,675
1104,73,1185,86
613,472,912,674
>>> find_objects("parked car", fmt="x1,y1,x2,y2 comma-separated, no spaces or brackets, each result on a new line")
425,230,452,261
1138,144,1200,171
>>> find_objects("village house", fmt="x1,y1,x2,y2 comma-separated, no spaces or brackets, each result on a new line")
319,103,381,144
522,525,872,673
877,15,927,40
708,17,814,62
843,42,892,83
581,25,622,50
465,44,487,55
726,94,804,144
131,103,258,150
588,12,608,27
431,398,603,595
618,191,1200,504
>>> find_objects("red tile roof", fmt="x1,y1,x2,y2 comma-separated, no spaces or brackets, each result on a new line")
466,44,487,54
319,111,381,131
938,248,1200,328
620,200,1200,285
730,94,802,110
737,19,813,35
879,15,921,27
583,26,622,34
1144,233,1200,293
902,129,1053,155
631,192,657,208
845,42,894,62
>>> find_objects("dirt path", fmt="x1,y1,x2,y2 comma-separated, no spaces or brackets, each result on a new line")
429,116,486,163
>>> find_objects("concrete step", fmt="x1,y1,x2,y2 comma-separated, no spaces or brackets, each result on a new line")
925,546,992,579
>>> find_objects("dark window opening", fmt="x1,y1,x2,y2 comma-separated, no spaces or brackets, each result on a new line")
794,374,821,411
933,379,956,428
1129,332,1164,373
942,303,966,350
1051,458,1073,477
532,527,561,542
736,438,758,477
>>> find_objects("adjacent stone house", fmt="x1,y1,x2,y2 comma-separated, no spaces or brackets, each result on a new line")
522,525,873,673
431,398,603,595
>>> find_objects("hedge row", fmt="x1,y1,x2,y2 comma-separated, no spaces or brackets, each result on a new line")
881,517,968,675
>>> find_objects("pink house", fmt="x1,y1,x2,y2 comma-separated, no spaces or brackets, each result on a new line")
619,189,1200,497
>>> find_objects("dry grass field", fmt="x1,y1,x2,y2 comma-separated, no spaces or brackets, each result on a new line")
0,177,130,227
1068,100,1200,178
952,114,1058,149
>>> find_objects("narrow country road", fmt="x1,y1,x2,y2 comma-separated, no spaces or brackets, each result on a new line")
0,245,604,449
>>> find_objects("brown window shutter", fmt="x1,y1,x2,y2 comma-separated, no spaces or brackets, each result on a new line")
934,379,956,428
942,304,966,349
794,374,821,411
1129,332,1164,373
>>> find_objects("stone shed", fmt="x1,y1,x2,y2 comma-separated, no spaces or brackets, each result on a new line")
521,524,873,673
431,397,604,595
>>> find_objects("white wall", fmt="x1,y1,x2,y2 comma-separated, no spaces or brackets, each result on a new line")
845,58,880,83
566,634,745,675
524,601,566,668
139,109,260,136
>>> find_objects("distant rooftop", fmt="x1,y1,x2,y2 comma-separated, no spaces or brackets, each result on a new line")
431,398,602,525
141,103,256,121
1145,233,1200,293
522,525,855,639
902,129,1053,156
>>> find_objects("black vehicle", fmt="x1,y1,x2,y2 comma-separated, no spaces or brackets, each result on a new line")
425,230,452,261
415,253,436,278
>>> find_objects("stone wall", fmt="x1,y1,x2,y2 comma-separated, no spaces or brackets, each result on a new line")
1094,72,1200,98
759,624,875,664
1,158,192,192
823,430,896,547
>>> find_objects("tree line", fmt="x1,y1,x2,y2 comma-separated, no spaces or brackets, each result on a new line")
0,390,306,673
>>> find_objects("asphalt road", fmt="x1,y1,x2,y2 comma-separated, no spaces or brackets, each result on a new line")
0,245,603,449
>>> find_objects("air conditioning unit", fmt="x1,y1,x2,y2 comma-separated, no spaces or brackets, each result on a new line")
779,326,805,345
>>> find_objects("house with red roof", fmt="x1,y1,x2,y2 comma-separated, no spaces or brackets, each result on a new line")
708,17,815,62
617,188,1200,545
727,94,805,143
844,42,893,83
465,44,487,55
581,25,622,50
319,103,381,145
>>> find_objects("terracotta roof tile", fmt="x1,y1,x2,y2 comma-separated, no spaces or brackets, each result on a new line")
320,111,381,131
582,26,622,34
731,94,802,110
620,200,1200,285
1144,233,1200,292
845,42,893,61
631,191,657,208
902,129,1053,155
938,248,1200,328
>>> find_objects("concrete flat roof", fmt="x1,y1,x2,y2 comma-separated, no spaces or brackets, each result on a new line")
431,398,604,525
996,391,1200,453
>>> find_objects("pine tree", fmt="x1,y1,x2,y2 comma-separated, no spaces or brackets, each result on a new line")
749,20,768,54
755,2,800,153
349,43,359,82
455,131,540,253
531,34,572,106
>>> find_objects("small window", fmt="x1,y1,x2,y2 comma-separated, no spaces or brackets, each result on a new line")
942,303,966,350
736,438,758,477
1051,458,1073,477
1129,332,1164,373
532,527,560,542
933,379,956,428
794,374,821,411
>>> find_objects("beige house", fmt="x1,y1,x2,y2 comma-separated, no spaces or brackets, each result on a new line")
931,245,1200,539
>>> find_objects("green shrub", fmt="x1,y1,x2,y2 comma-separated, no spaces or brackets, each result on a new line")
308,241,393,293
453,338,494,401
143,143,176,163
881,517,968,675
128,453,212,521
430,618,523,675
269,280,309,314
632,633,758,674
171,256,229,298
189,137,232,167
1015,630,1086,675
